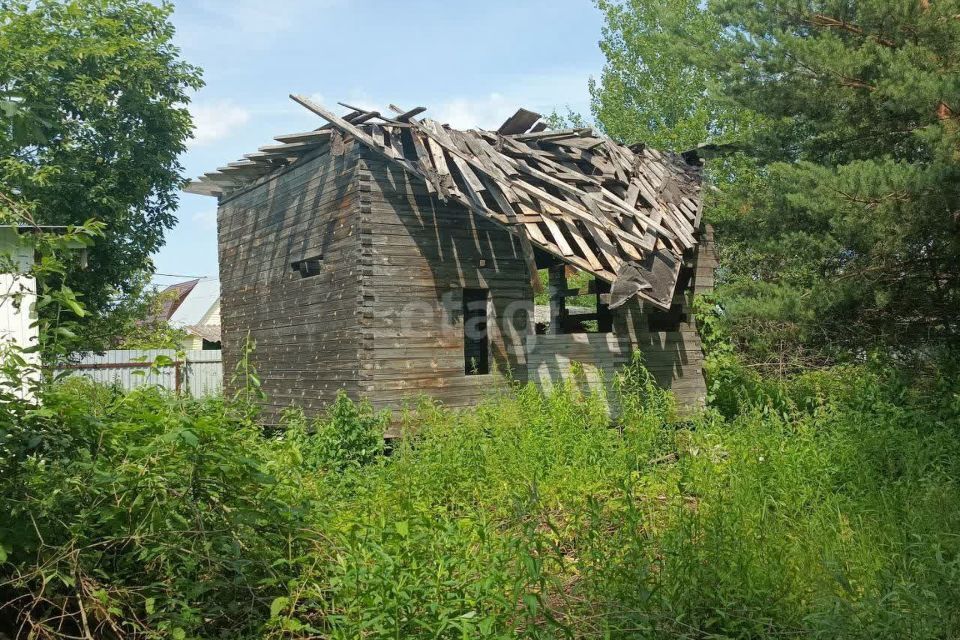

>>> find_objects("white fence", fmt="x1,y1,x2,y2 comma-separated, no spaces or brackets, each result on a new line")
56,349,223,396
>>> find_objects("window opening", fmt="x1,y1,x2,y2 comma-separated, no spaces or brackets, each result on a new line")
534,263,612,334
463,288,489,375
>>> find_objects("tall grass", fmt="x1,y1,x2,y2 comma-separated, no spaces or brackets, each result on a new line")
2,355,959,638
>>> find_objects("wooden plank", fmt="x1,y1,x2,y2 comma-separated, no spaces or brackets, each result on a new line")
243,151,291,164
406,129,443,195
513,127,593,141
512,158,669,241
475,172,543,294
183,179,222,196
541,215,575,256
395,106,427,121
548,264,566,334
496,108,542,135
583,224,622,273
258,140,324,155
273,130,332,144
561,218,604,270
447,151,486,194
290,95,419,174
388,104,427,123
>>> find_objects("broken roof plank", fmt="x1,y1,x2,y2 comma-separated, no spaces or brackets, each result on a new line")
257,140,325,155
496,108,542,135
183,178,223,196
291,94,419,174
562,218,604,271
540,215,575,257
395,106,427,121
273,130,332,144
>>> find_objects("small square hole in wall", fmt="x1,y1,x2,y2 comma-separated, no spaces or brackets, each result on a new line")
291,255,323,278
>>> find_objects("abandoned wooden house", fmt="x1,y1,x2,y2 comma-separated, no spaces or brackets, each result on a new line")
185,96,716,421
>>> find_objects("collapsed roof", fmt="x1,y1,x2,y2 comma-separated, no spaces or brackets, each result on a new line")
185,96,704,310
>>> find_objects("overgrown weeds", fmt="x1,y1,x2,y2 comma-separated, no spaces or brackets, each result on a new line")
1,355,959,638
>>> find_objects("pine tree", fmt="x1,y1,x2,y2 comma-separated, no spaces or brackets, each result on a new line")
593,0,960,365
710,0,960,361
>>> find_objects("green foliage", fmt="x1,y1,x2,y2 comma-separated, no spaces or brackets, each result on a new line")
713,0,960,359
542,108,590,131
0,0,203,350
3,351,960,638
590,0,960,365
0,380,295,638
285,391,388,472
590,0,759,150
109,272,190,350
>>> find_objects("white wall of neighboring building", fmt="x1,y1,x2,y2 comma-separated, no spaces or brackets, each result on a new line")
201,298,220,327
0,228,40,397
169,279,219,327
0,228,38,352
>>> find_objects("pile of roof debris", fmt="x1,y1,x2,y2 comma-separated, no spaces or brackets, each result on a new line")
186,96,705,310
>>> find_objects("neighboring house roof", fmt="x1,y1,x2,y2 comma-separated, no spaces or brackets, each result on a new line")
185,323,221,343
157,278,199,320
185,97,704,309
168,278,219,327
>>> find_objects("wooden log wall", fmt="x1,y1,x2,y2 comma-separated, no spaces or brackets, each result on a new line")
216,144,365,420
358,148,534,413
358,146,714,416
606,224,716,410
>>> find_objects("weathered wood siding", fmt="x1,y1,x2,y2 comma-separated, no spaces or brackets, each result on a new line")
606,225,716,409
356,148,714,414
525,333,629,401
216,145,365,418
524,315,705,412
358,149,534,412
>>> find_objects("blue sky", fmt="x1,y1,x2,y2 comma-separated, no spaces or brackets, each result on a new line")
152,0,606,285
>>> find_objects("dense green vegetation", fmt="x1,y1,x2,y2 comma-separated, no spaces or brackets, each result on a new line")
0,0,202,351
591,0,960,368
2,350,959,639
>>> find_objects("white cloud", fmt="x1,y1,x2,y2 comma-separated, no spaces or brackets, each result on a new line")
395,70,594,131
190,210,218,231
433,93,516,130
189,101,251,147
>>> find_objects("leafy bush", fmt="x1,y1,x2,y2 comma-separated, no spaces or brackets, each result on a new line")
2,357,960,638
285,391,388,472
